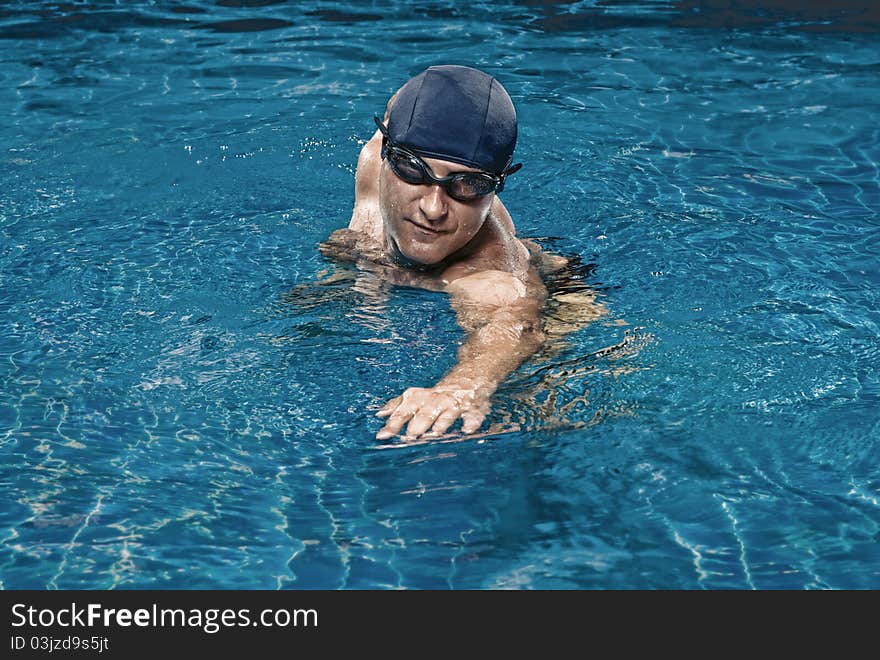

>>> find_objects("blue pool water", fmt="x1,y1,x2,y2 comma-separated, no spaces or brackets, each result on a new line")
1,1,878,589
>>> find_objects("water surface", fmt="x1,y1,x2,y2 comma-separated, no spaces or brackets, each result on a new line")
1,0,878,589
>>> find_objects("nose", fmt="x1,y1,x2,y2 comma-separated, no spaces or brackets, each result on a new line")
418,184,448,224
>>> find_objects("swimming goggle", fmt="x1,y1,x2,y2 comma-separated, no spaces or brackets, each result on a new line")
374,117,521,202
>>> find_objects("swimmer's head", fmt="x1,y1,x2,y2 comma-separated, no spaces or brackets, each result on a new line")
385,65,519,176
376,66,520,268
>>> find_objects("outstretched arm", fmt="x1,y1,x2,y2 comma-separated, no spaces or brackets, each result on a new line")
376,269,546,441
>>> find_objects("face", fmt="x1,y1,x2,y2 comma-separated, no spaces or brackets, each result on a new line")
378,155,494,267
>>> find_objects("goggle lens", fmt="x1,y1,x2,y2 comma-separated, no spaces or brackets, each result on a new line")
385,145,498,202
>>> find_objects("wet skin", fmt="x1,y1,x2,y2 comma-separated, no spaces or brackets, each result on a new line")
331,117,548,442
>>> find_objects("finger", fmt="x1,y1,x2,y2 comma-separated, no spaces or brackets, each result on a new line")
426,409,461,437
376,407,417,440
404,408,442,439
460,411,486,435
376,395,403,418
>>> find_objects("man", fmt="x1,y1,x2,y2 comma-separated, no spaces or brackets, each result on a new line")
322,65,555,442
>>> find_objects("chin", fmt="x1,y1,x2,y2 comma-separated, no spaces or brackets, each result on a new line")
392,237,447,268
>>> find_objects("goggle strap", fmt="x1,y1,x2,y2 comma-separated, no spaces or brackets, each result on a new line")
496,162,522,193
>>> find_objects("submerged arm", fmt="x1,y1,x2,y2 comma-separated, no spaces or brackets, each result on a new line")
376,269,546,441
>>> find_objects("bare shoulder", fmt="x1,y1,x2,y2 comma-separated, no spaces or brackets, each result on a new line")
356,131,383,183
442,220,547,313
446,269,529,307
349,130,383,235
445,266,546,336
438,211,530,286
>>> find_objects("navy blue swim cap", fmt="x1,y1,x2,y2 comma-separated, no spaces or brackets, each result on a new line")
386,65,518,175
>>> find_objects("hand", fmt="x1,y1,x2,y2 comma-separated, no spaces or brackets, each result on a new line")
375,383,491,441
